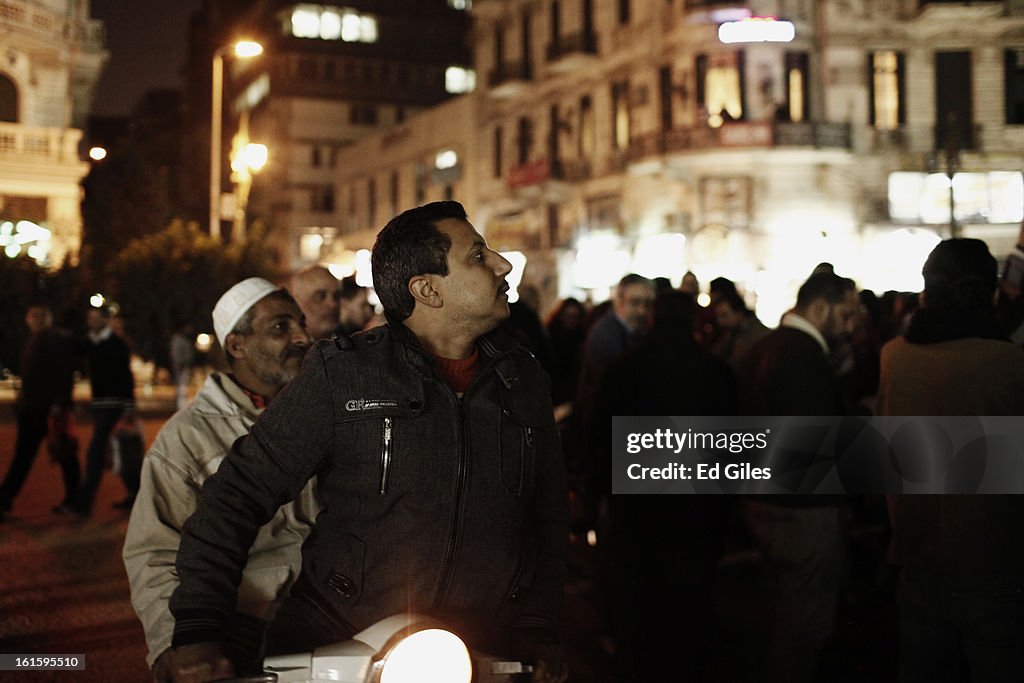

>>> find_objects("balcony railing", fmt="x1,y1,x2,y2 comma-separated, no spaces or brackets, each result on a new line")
624,121,852,163
0,123,83,163
546,31,598,63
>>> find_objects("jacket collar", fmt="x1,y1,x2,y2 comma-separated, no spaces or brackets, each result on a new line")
384,314,523,384
196,372,263,421
781,312,829,354
384,313,520,359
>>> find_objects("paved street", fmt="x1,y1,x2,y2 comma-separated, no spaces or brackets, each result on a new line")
0,407,169,682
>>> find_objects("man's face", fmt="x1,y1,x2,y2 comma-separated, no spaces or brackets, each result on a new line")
714,301,743,331
340,289,374,330
25,307,52,334
86,309,107,332
819,290,859,346
431,218,513,333
291,268,340,339
236,296,312,390
614,283,655,334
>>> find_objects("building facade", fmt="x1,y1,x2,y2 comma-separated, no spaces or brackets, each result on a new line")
217,0,473,268
321,0,1024,319
0,0,107,267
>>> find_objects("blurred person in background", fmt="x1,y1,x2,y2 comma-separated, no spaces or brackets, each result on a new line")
575,274,655,431
169,323,196,411
0,305,79,520
288,265,340,340
737,272,859,683
74,305,136,516
879,238,1024,683
709,289,770,371
336,275,375,336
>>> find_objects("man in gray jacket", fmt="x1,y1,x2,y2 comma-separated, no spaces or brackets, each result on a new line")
123,278,319,682
169,201,569,683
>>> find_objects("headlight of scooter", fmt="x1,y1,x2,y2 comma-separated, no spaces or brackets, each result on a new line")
376,627,472,683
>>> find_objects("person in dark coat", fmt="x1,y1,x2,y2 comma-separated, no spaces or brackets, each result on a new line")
737,272,859,683
592,290,737,683
74,305,136,516
0,305,79,519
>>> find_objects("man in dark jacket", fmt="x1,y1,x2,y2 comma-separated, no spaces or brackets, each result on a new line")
0,305,79,519
169,201,569,683
75,305,136,516
737,272,858,683
592,290,737,683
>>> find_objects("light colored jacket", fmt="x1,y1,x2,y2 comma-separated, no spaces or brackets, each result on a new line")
123,372,319,666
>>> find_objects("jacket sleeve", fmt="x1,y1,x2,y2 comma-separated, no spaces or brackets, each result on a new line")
170,344,338,646
123,442,201,667
516,366,570,636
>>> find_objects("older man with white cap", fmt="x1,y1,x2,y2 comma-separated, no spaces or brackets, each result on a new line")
123,278,320,683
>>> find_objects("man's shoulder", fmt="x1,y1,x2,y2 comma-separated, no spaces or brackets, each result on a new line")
311,325,392,363
149,383,254,473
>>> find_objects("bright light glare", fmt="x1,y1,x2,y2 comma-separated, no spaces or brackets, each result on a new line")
320,9,342,40
355,249,373,288
291,8,320,38
501,251,527,304
435,149,458,170
718,17,795,44
380,629,472,683
341,13,363,41
4,244,20,258
195,333,213,353
234,41,263,58
89,146,107,161
445,66,476,94
242,143,268,171
90,294,106,308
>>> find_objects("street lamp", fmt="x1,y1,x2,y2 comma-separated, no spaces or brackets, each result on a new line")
230,113,269,240
210,39,263,239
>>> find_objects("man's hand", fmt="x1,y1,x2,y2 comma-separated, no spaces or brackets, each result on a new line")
169,642,234,683
151,648,173,683
531,657,569,683
511,628,569,683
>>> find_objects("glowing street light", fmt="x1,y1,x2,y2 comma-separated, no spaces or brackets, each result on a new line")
211,40,264,238
88,146,107,161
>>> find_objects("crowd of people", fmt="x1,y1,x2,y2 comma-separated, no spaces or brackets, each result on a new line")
1,200,1023,683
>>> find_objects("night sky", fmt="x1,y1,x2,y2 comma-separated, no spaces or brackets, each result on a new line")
89,0,204,118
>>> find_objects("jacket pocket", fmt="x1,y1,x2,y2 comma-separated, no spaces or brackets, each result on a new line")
499,409,538,497
311,533,366,606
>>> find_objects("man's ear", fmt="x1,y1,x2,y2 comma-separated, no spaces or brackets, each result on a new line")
224,333,247,361
408,274,443,309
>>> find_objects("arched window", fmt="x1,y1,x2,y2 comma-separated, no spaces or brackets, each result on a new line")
0,73,17,122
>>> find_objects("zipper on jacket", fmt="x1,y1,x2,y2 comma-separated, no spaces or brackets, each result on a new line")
378,417,393,495
436,396,468,605
520,426,534,493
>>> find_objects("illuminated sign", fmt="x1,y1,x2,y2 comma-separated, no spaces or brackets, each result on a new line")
718,17,795,44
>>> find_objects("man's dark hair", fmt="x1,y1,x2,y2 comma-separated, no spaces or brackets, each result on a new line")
371,201,467,320
617,273,653,293
922,238,997,312
338,275,364,302
652,290,696,333
795,272,855,310
709,276,738,297
716,290,748,314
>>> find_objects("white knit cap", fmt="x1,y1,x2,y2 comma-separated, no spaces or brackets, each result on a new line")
212,277,279,347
